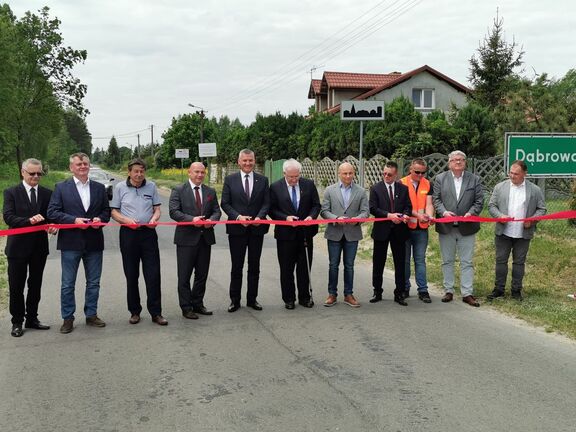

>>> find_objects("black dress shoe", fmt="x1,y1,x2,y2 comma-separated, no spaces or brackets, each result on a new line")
394,296,408,306
298,299,314,308
247,301,263,311
193,306,213,316
25,320,50,330
11,325,24,337
487,290,505,300
369,294,383,303
182,310,199,319
228,302,241,313
285,302,295,310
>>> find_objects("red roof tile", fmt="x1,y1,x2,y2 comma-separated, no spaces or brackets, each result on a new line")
320,71,401,93
307,79,322,98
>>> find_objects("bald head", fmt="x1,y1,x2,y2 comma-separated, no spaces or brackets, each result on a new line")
188,162,206,186
338,162,355,186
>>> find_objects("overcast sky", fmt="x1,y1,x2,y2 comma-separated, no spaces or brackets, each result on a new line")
9,0,576,150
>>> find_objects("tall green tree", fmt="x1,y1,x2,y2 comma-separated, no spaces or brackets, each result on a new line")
105,136,120,167
63,109,92,155
0,5,88,171
469,13,524,109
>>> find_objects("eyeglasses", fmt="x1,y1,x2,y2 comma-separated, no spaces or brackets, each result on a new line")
413,170,426,175
24,170,43,177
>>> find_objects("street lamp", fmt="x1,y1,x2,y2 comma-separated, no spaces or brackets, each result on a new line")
188,103,206,144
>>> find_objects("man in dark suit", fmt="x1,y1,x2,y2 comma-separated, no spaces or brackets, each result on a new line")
432,150,484,307
221,149,270,312
47,152,111,334
169,162,221,319
269,159,320,309
369,161,412,306
3,158,56,337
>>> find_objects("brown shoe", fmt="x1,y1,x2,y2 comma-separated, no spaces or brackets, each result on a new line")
86,316,106,327
344,294,361,308
152,315,168,326
60,319,74,334
441,292,454,303
462,295,480,307
129,314,140,324
324,295,337,307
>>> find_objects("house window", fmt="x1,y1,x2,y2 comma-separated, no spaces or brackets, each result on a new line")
412,88,434,109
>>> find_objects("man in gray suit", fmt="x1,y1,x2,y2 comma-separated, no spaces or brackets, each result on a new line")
433,150,484,307
487,160,546,301
321,162,369,308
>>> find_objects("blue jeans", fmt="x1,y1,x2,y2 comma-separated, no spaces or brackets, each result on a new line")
61,250,103,320
404,229,429,294
327,239,358,296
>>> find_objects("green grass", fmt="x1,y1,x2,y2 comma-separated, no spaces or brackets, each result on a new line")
357,204,576,339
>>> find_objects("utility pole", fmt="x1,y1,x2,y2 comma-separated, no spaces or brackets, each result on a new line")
150,125,154,150
137,134,140,157
308,64,324,81
188,103,205,144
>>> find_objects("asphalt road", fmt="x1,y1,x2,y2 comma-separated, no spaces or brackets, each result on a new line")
1,186,575,432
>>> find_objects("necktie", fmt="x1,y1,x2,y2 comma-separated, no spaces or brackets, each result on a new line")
30,187,37,212
388,185,395,212
291,185,298,211
244,174,250,199
194,186,202,215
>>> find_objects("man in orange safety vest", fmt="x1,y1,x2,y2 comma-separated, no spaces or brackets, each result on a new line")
400,158,435,303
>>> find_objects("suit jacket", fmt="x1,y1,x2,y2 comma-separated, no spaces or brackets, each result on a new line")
47,177,111,251
488,179,546,239
269,177,321,241
220,171,270,236
321,182,369,242
369,180,412,242
169,182,222,246
432,170,484,236
3,183,52,258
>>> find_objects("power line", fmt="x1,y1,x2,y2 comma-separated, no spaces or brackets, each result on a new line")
208,0,394,111
212,0,422,114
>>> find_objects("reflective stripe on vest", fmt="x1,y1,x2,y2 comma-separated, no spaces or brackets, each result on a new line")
400,175,430,229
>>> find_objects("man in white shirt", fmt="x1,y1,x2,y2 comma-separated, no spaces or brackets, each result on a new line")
487,160,546,301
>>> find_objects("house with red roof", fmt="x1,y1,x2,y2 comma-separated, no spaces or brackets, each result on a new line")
308,65,471,115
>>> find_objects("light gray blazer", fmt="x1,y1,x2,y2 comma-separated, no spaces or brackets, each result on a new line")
488,179,546,239
433,170,484,236
321,182,369,241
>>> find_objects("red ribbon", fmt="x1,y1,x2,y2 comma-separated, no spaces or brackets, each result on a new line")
2,210,575,237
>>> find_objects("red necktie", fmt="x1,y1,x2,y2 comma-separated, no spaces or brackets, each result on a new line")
194,186,202,215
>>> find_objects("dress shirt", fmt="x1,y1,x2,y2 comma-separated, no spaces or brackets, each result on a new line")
451,172,463,199
242,171,254,197
339,182,352,208
285,180,300,210
73,176,91,212
503,180,526,238
189,180,203,205
21,181,37,204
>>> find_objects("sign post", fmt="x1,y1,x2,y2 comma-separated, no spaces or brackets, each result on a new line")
198,143,218,184
341,100,385,187
175,148,189,182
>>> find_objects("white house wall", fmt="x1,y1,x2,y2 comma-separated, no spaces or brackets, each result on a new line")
364,71,468,113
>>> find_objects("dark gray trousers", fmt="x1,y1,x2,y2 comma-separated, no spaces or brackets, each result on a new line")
494,234,531,293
